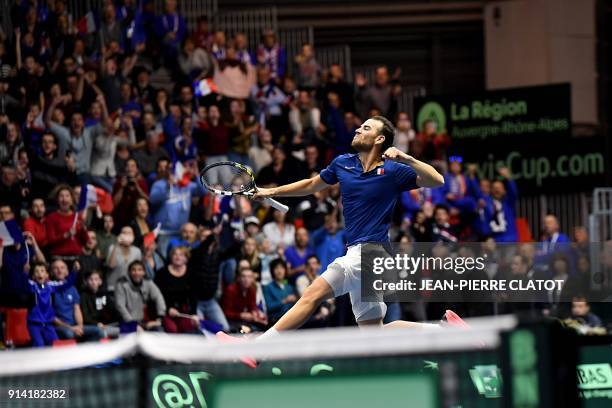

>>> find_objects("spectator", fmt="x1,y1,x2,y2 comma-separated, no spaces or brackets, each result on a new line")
355,66,399,119
311,213,347,271
413,119,450,162
572,226,589,258
255,29,286,80
296,255,322,297
97,214,117,260
570,296,603,328
299,188,336,231
221,267,268,332
45,96,102,184
485,167,518,243
98,3,124,53
167,222,199,254
210,30,227,60
133,68,157,111
289,90,323,147
199,105,232,184
284,227,314,281
172,116,197,163
324,95,358,156
149,159,205,256
263,209,295,251
79,231,103,278
296,255,332,328
112,158,149,229
22,198,47,248
263,259,296,323
80,270,120,339
213,45,256,99
0,165,24,219
50,260,103,342
106,226,142,291
294,43,321,89
304,144,323,174
155,247,199,333
234,32,252,65
248,129,274,173
155,0,187,66
430,205,458,243
129,197,153,249
240,237,262,278
257,145,303,186
394,112,415,153
143,239,165,280
0,121,24,165
91,114,136,193
132,130,169,178
250,67,286,140
191,16,213,51
46,185,89,257
27,130,76,199
17,262,77,347
227,99,257,165
321,63,354,113
188,224,232,332
115,260,166,331
178,37,213,80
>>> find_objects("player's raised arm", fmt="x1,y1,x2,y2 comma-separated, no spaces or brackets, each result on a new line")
383,147,444,188
254,175,330,198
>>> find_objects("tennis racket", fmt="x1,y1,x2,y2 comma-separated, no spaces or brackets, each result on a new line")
199,161,289,213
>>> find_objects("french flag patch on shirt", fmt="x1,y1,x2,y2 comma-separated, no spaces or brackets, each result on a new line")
377,168,385,175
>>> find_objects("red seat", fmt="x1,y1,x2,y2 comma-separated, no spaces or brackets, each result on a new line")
1,308,31,347
52,339,77,347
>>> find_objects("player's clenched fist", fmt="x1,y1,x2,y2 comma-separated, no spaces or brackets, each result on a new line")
383,147,411,162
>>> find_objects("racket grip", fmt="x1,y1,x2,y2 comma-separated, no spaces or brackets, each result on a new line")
264,197,289,213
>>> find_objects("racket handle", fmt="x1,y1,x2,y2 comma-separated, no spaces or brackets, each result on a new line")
264,197,289,213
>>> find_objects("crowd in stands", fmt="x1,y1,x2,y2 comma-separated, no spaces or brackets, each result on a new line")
0,0,606,348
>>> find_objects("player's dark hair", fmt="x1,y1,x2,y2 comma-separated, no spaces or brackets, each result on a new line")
371,115,395,151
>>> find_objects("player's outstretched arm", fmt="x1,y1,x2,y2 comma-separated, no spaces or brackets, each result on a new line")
383,147,444,188
254,175,330,198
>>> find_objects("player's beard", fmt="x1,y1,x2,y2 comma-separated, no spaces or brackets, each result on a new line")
351,136,371,152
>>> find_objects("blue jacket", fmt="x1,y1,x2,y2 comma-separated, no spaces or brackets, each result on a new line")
149,180,205,234
484,180,518,242
53,285,80,325
263,280,295,321
18,271,77,324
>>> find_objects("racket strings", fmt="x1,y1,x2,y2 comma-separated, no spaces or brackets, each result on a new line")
201,164,256,194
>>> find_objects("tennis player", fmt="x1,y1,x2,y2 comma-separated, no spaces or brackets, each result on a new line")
250,116,466,339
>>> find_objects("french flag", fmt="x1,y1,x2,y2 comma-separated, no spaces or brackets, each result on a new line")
77,184,98,212
72,184,98,229
76,11,97,34
0,220,25,247
143,223,161,248
174,161,193,188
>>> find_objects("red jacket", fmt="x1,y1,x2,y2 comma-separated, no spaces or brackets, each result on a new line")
221,283,257,321
23,216,48,248
45,211,89,257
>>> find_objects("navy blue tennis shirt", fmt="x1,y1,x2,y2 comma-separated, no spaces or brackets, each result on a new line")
319,153,419,246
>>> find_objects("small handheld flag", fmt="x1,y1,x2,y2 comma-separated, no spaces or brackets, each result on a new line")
73,184,98,229
0,220,25,247
143,223,162,248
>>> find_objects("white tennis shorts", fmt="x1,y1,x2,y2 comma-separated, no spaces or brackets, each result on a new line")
320,244,387,322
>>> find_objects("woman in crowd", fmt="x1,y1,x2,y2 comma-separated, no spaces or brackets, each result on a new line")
106,226,142,291
154,246,199,334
